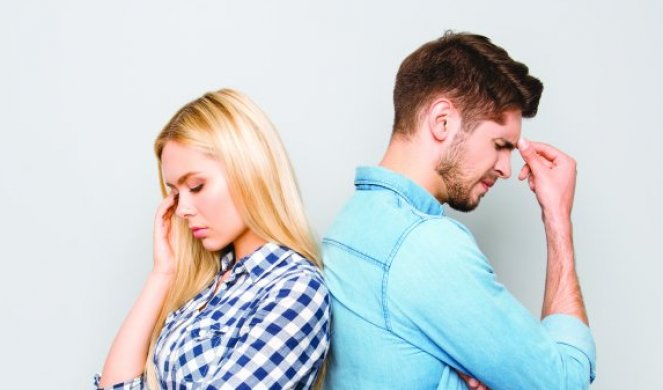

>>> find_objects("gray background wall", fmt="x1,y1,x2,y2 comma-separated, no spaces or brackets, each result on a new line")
1,1,660,388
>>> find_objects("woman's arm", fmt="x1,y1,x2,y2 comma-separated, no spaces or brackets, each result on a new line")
98,194,177,387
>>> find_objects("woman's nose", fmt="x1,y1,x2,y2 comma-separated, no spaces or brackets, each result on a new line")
174,195,194,218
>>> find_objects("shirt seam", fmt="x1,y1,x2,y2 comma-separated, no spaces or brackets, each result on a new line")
322,238,388,270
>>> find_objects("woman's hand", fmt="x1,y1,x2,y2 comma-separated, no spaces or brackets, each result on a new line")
99,193,179,386
153,193,177,275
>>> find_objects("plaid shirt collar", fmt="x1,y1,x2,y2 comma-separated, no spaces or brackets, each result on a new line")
223,241,291,284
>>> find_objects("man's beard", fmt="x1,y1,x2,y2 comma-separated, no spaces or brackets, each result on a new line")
435,134,480,212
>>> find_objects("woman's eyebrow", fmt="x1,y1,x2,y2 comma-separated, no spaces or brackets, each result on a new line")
165,172,201,187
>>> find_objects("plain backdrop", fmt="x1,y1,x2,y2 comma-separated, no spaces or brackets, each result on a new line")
1,1,661,389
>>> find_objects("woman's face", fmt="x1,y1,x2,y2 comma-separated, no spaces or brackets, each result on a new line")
160,141,248,252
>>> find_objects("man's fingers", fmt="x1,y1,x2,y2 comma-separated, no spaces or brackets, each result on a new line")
518,138,560,174
458,372,478,389
526,141,572,170
518,164,530,181
527,141,563,161
458,372,488,389
517,138,546,174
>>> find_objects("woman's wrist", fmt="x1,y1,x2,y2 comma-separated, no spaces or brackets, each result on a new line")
148,269,176,285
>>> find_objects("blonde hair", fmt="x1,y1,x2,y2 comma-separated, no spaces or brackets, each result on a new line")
146,89,324,388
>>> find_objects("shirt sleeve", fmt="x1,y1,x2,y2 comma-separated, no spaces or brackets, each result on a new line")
205,272,331,390
388,218,596,390
93,373,146,390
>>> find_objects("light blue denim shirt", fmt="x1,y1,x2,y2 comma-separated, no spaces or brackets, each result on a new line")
323,166,596,390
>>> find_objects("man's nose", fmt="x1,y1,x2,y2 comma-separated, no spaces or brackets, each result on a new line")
495,153,512,178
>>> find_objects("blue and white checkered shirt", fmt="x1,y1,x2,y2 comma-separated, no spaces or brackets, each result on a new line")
95,242,331,389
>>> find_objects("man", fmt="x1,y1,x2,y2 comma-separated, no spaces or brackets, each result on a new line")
323,32,596,389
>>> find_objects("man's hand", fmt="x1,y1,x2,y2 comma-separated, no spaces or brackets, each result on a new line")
517,138,576,223
517,138,588,325
458,372,490,390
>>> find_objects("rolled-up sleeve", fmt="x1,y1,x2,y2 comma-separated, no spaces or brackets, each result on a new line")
93,373,146,390
543,314,597,383
388,218,596,389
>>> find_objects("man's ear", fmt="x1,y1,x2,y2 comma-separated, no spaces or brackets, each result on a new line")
427,98,453,142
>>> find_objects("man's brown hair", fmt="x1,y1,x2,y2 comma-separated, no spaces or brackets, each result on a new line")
393,31,543,135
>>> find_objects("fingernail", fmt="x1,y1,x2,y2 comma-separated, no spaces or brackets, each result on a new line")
518,138,529,150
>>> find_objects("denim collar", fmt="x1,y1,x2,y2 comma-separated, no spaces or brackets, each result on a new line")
354,166,444,216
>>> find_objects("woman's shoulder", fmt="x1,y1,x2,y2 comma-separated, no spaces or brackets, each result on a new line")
274,245,325,282
253,243,327,294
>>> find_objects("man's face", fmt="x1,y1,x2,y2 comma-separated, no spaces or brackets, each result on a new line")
436,110,522,212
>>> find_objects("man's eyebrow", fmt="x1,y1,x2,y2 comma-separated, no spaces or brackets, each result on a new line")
496,138,516,150
165,172,200,188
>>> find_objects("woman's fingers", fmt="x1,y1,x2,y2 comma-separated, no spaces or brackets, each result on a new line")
153,194,177,275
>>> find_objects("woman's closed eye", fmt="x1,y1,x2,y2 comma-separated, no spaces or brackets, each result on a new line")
190,184,204,193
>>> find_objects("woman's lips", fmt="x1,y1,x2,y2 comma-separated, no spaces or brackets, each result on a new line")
191,227,208,239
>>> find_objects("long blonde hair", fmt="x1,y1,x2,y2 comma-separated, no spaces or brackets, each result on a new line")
146,89,323,388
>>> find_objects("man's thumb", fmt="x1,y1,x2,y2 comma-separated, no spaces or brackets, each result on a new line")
518,138,542,172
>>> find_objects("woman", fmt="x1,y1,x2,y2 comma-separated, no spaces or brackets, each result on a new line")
96,89,331,389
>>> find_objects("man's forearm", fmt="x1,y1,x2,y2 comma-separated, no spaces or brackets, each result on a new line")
541,213,588,325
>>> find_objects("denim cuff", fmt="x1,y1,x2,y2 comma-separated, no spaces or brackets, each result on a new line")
542,314,597,382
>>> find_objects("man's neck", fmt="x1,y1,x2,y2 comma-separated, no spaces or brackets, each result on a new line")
379,134,448,203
